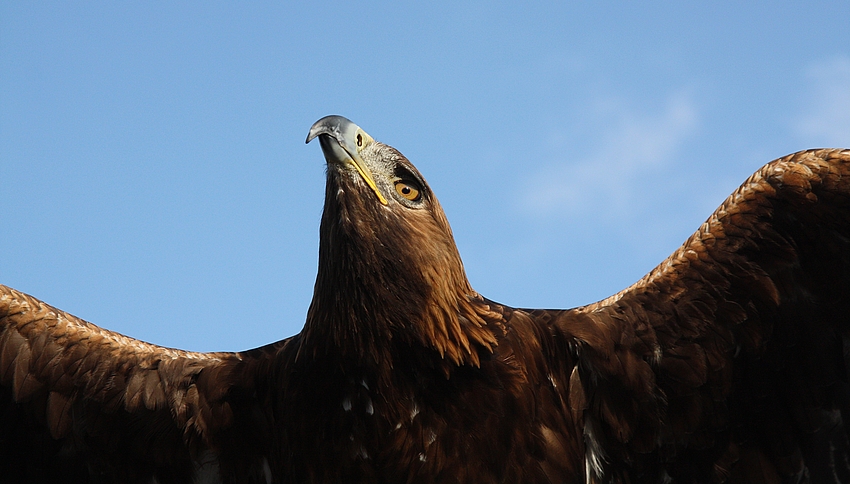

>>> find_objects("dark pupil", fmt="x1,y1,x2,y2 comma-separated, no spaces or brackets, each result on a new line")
402,186,411,195
356,134,362,146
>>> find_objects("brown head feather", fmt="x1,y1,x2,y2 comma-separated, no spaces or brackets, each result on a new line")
301,128,502,371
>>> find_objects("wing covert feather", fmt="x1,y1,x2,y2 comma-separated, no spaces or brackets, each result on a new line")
554,149,850,481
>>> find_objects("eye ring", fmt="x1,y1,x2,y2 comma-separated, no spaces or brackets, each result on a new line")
394,180,421,202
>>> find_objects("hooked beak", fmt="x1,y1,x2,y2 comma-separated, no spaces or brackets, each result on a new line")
306,115,388,205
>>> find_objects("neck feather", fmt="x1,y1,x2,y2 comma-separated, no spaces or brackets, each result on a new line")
299,176,504,370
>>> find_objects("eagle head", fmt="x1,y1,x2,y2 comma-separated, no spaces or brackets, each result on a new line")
304,116,500,368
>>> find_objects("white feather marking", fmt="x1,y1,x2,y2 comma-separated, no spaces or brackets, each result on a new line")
262,458,272,484
418,453,427,462
360,379,369,390
410,403,420,420
365,397,374,415
426,429,436,446
548,374,557,389
342,397,352,412
583,418,606,482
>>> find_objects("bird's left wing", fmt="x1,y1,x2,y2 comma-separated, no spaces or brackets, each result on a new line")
0,284,291,482
547,149,850,482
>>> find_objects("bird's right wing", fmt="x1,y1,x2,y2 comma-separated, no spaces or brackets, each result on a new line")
0,283,294,482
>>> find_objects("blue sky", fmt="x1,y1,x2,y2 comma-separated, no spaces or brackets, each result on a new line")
2,2,849,352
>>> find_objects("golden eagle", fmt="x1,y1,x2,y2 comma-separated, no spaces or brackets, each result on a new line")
2,115,850,483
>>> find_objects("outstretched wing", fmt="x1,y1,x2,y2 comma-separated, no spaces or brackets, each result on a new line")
557,149,850,482
0,284,291,483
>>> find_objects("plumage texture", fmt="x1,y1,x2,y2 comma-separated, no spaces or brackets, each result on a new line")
2,115,850,483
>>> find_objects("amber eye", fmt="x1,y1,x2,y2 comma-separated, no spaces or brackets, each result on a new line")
394,180,421,202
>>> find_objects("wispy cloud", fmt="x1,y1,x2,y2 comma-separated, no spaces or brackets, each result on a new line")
795,56,850,148
518,90,698,219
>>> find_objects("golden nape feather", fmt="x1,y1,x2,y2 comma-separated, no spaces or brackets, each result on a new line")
2,115,850,483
